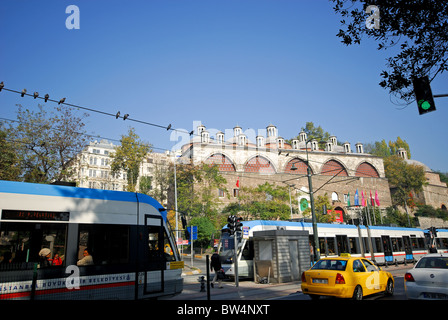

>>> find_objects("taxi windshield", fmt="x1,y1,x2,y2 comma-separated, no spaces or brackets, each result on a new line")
312,259,347,271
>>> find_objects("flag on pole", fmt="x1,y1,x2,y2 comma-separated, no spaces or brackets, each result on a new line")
361,190,366,207
236,177,240,188
375,190,380,206
347,192,351,207
370,190,374,206
354,189,359,206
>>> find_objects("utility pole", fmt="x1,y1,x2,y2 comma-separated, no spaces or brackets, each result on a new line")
305,139,320,262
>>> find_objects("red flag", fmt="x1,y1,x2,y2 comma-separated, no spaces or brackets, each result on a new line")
236,178,240,188
361,191,366,207
375,190,380,206
370,190,374,206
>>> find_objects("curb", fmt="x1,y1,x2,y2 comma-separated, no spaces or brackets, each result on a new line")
182,264,202,276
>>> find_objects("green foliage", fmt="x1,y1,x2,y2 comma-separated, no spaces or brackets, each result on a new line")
331,0,448,102
414,205,448,221
223,182,292,221
365,137,411,159
383,206,413,227
189,216,216,248
173,163,228,244
9,104,88,183
110,127,152,192
0,126,21,181
384,155,426,207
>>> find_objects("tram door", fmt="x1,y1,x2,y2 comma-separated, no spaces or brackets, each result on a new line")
403,236,414,262
381,235,393,263
144,215,165,295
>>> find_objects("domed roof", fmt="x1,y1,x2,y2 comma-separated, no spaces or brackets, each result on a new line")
405,159,432,172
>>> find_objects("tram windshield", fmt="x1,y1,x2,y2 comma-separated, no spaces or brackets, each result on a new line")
219,231,244,263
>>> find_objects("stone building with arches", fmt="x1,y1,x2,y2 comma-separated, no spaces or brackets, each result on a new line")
180,123,393,221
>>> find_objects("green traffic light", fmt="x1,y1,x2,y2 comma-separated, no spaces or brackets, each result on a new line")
418,99,431,110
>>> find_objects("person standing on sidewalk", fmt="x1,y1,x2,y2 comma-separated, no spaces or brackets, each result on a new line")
210,249,223,288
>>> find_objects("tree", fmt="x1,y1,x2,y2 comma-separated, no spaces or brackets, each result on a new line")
225,182,292,221
110,127,152,192
383,206,413,227
388,137,411,159
384,155,426,207
301,122,332,146
0,125,21,181
10,104,88,183
332,0,448,103
365,137,411,158
169,163,228,232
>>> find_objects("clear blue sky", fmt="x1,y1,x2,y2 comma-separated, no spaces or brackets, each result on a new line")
1,0,447,172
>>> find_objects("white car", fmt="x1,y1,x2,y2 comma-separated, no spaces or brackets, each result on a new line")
405,253,448,300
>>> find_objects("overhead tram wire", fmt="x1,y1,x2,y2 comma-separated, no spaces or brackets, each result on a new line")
1,83,388,180
0,84,185,135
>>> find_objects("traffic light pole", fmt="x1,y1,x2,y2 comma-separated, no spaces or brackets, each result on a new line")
234,232,239,287
227,215,242,287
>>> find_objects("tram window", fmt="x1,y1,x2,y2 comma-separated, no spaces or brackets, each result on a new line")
0,222,67,269
417,238,425,250
319,238,326,256
411,237,418,250
241,240,254,261
362,238,370,253
146,226,176,262
349,237,359,254
374,238,383,253
438,238,448,249
397,238,404,251
391,238,399,252
327,238,336,255
78,224,129,265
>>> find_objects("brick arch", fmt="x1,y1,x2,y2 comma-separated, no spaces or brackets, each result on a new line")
285,158,311,175
205,153,236,172
321,159,348,176
355,162,380,178
244,156,276,174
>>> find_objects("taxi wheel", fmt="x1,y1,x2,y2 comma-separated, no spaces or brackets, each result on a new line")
352,285,363,300
385,279,394,296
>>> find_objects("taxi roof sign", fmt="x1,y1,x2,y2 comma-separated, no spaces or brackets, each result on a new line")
340,253,351,257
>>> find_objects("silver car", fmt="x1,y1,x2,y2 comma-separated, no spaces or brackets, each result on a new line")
405,253,448,300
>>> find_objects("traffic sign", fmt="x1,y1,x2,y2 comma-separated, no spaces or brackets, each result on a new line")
187,226,198,240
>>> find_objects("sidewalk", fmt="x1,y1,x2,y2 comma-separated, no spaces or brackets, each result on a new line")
164,279,302,300
171,262,412,301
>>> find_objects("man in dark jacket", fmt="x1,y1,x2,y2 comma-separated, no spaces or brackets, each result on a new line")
210,249,223,288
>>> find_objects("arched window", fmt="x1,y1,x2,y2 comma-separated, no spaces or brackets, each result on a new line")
285,158,310,174
321,160,348,176
244,156,276,174
355,162,380,178
205,154,236,172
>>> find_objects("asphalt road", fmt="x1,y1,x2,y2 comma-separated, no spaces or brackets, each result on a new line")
181,255,412,301
274,266,409,300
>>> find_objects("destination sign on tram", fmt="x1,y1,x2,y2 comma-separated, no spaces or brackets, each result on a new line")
1,210,70,221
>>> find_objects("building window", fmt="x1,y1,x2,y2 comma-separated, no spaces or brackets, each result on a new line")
205,154,236,172
244,156,276,174
219,189,225,198
321,160,348,176
355,162,380,178
233,189,239,197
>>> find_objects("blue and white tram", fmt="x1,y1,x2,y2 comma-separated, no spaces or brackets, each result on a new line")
219,220,442,279
0,180,183,300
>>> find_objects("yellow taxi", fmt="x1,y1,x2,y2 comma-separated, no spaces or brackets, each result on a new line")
301,254,394,300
